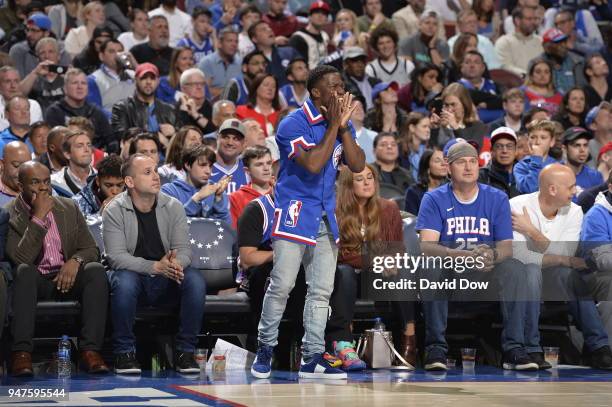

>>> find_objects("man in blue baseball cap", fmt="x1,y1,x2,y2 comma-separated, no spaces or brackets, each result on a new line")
8,13,72,79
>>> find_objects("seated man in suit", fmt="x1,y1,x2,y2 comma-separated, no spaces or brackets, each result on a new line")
7,161,109,376
103,154,206,374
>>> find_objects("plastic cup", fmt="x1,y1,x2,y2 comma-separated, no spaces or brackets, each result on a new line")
461,348,476,369
195,348,208,370
544,346,559,367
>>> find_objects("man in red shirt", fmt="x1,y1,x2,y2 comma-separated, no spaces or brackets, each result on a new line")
229,145,273,228
261,0,300,45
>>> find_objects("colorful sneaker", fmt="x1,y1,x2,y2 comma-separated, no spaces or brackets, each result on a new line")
251,344,274,378
298,353,348,379
502,348,538,371
333,341,367,371
323,352,342,368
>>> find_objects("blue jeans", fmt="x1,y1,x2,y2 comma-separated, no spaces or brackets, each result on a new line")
539,266,610,352
110,267,206,354
257,219,338,360
422,258,526,355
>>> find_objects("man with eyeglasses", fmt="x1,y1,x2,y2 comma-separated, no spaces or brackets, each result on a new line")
8,13,72,80
176,68,216,134
222,50,267,106
553,8,603,57
478,127,521,198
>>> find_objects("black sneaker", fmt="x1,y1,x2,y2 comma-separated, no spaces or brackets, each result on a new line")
175,352,200,373
586,346,612,370
528,352,552,370
114,352,141,375
424,347,448,371
502,348,538,371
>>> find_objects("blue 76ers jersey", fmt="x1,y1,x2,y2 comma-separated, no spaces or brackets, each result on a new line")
272,98,356,246
209,159,250,194
415,183,513,248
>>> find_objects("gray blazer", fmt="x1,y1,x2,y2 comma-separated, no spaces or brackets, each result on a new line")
102,191,192,274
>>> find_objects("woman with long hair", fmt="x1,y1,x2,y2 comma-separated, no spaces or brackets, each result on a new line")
64,0,106,57
430,83,490,160
404,149,447,215
521,58,563,116
236,73,280,137
552,87,587,129
364,82,408,134
398,63,443,114
326,164,417,370
398,112,430,180
158,125,203,184
331,8,367,51
473,0,501,41
157,47,196,104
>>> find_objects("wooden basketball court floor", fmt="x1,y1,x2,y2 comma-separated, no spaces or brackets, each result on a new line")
1,366,612,406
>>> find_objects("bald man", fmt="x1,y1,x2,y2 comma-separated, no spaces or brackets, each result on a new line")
103,154,205,375
510,164,612,370
37,126,69,174
6,161,108,376
0,141,31,206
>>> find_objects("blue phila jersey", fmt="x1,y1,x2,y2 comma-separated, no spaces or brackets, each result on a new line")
416,183,513,248
176,36,214,64
210,159,250,194
230,77,249,106
254,193,275,245
458,78,497,94
279,84,309,108
272,98,356,246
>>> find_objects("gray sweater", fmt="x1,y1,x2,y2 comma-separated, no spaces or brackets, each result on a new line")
102,191,192,274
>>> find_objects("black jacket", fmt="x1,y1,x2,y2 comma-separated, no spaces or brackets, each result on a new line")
111,96,176,143
44,99,115,152
478,161,520,198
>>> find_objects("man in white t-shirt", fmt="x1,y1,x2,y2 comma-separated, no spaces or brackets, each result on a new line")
118,9,149,51
510,163,612,370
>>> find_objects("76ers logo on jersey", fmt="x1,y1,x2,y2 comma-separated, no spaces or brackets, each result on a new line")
285,200,303,228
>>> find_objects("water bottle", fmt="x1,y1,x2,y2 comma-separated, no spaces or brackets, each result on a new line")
58,335,71,378
373,317,386,331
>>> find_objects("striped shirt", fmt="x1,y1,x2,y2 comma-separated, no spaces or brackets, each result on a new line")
20,196,64,275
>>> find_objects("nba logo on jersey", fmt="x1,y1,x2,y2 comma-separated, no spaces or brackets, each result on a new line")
285,200,303,227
